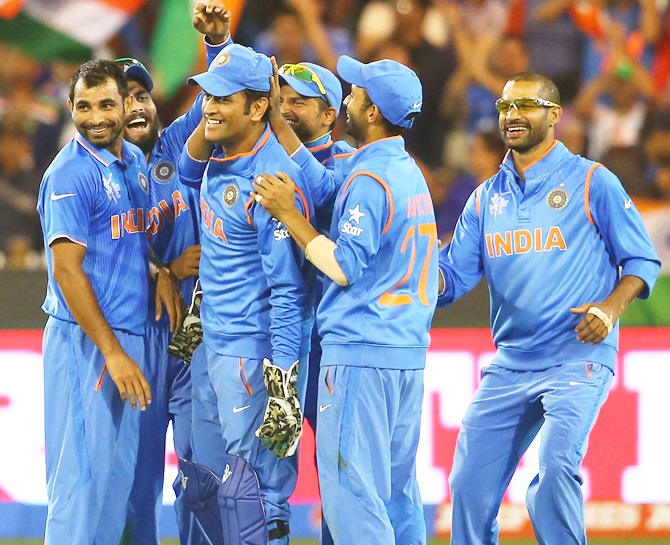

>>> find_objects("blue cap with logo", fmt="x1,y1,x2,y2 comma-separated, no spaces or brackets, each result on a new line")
278,62,343,116
336,55,422,128
117,57,154,92
188,44,272,97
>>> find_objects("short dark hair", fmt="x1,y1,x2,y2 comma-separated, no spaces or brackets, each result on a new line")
68,59,129,103
242,89,271,122
507,72,561,105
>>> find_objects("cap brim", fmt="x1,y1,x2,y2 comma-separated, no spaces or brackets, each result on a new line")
278,74,323,100
336,55,365,88
187,72,244,97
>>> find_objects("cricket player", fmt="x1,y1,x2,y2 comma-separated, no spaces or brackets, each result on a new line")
253,55,438,545
176,43,314,545
119,4,233,544
438,72,661,545
37,59,179,545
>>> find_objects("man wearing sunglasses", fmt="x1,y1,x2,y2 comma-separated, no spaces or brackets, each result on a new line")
253,55,438,545
118,4,233,545
438,72,660,545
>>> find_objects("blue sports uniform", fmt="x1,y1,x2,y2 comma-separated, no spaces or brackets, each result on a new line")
438,141,660,545
37,133,150,545
125,39,227,545
289,134,355,428
310,135,438,545
178,124,314,542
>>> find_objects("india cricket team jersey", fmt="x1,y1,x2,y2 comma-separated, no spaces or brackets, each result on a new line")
146,96,203,304
438,141,660,371
185,126,314,370
37,134,150,335
318,136,439,370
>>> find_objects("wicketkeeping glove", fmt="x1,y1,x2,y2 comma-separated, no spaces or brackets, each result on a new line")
255,359,303,458
167,280,203,364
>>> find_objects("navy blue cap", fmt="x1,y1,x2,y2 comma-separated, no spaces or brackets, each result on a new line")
278,62,343,116
188,44,272,97
337,55,422,128
116,58,154,92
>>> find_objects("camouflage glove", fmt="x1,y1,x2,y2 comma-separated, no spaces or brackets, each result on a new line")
255,359,302,458
167,280,203,364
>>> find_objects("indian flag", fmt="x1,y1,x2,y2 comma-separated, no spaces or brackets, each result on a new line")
0,0,146,62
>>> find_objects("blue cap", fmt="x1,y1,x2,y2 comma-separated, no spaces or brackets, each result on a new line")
188,44,272,97
117,58,154,92
278,62,343,116
337,55,422,128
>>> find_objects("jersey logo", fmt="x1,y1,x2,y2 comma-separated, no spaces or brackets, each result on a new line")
223,184,239,206
51,191,76,201
152,159,176,183
547,188,568,210
103,173,121,203
138,172,149,194
489,192,510,219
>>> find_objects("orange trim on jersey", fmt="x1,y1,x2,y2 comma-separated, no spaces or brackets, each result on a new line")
523,140,559,171
584,162,602,225
340,171,394,235
475,184,484,217
294,186,311,223
210,129,271,163
244,197,255,226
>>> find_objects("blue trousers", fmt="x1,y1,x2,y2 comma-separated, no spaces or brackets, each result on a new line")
125,322,204,545
449,361,613,545
43,317,143,545
190,344,308,545
316,365,426,545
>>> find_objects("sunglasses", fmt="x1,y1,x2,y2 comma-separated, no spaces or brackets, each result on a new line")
279,63,327,97
494,97,560,115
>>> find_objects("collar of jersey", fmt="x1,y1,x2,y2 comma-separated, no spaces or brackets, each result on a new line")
75,132,121,167
211,124,272,164
502,140,569,181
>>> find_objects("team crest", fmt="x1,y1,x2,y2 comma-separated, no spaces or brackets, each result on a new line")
489,192,509,219
547,188,568,210
222,184,239,206
214,51,231,67
152,159,176,183
138,172,149,194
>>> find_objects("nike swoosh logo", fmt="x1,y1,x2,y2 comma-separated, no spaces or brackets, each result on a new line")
319,404,332,413
569,381,588,386
51,191,76,201
232,405,250,413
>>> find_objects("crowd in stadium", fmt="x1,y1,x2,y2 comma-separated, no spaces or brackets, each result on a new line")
2,0,670,268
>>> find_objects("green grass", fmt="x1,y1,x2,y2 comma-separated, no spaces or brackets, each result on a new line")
0,537,668,545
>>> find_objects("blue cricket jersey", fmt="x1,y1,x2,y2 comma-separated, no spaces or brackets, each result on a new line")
37,133,151,335
317,136,439,370
178,125,315,370
438,141,661,371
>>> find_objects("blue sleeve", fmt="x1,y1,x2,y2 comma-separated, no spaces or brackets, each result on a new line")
437,189,485,306
589,167,661,299
332,174,388,285
291,144,337,209
177,145,209,189
253,192,309,370
41,165,96,247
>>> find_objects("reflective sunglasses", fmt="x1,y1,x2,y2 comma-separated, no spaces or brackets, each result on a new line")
494,97,560,115
279,63,327,96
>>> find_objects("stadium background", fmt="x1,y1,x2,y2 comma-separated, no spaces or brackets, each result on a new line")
1,0,670,542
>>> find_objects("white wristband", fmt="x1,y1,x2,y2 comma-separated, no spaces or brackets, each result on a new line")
587,306,614,334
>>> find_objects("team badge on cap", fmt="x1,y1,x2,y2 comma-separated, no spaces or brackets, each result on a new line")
152,159,176,183
214,51,231,67
223,184,239,206
547,188,568,209
138,172,149,194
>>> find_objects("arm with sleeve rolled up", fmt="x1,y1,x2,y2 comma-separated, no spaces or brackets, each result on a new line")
252,172,349,286
50,239,151,410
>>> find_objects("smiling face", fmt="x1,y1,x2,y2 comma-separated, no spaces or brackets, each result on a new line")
123,79,159,156
69,77,127,153
498,80,560,155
